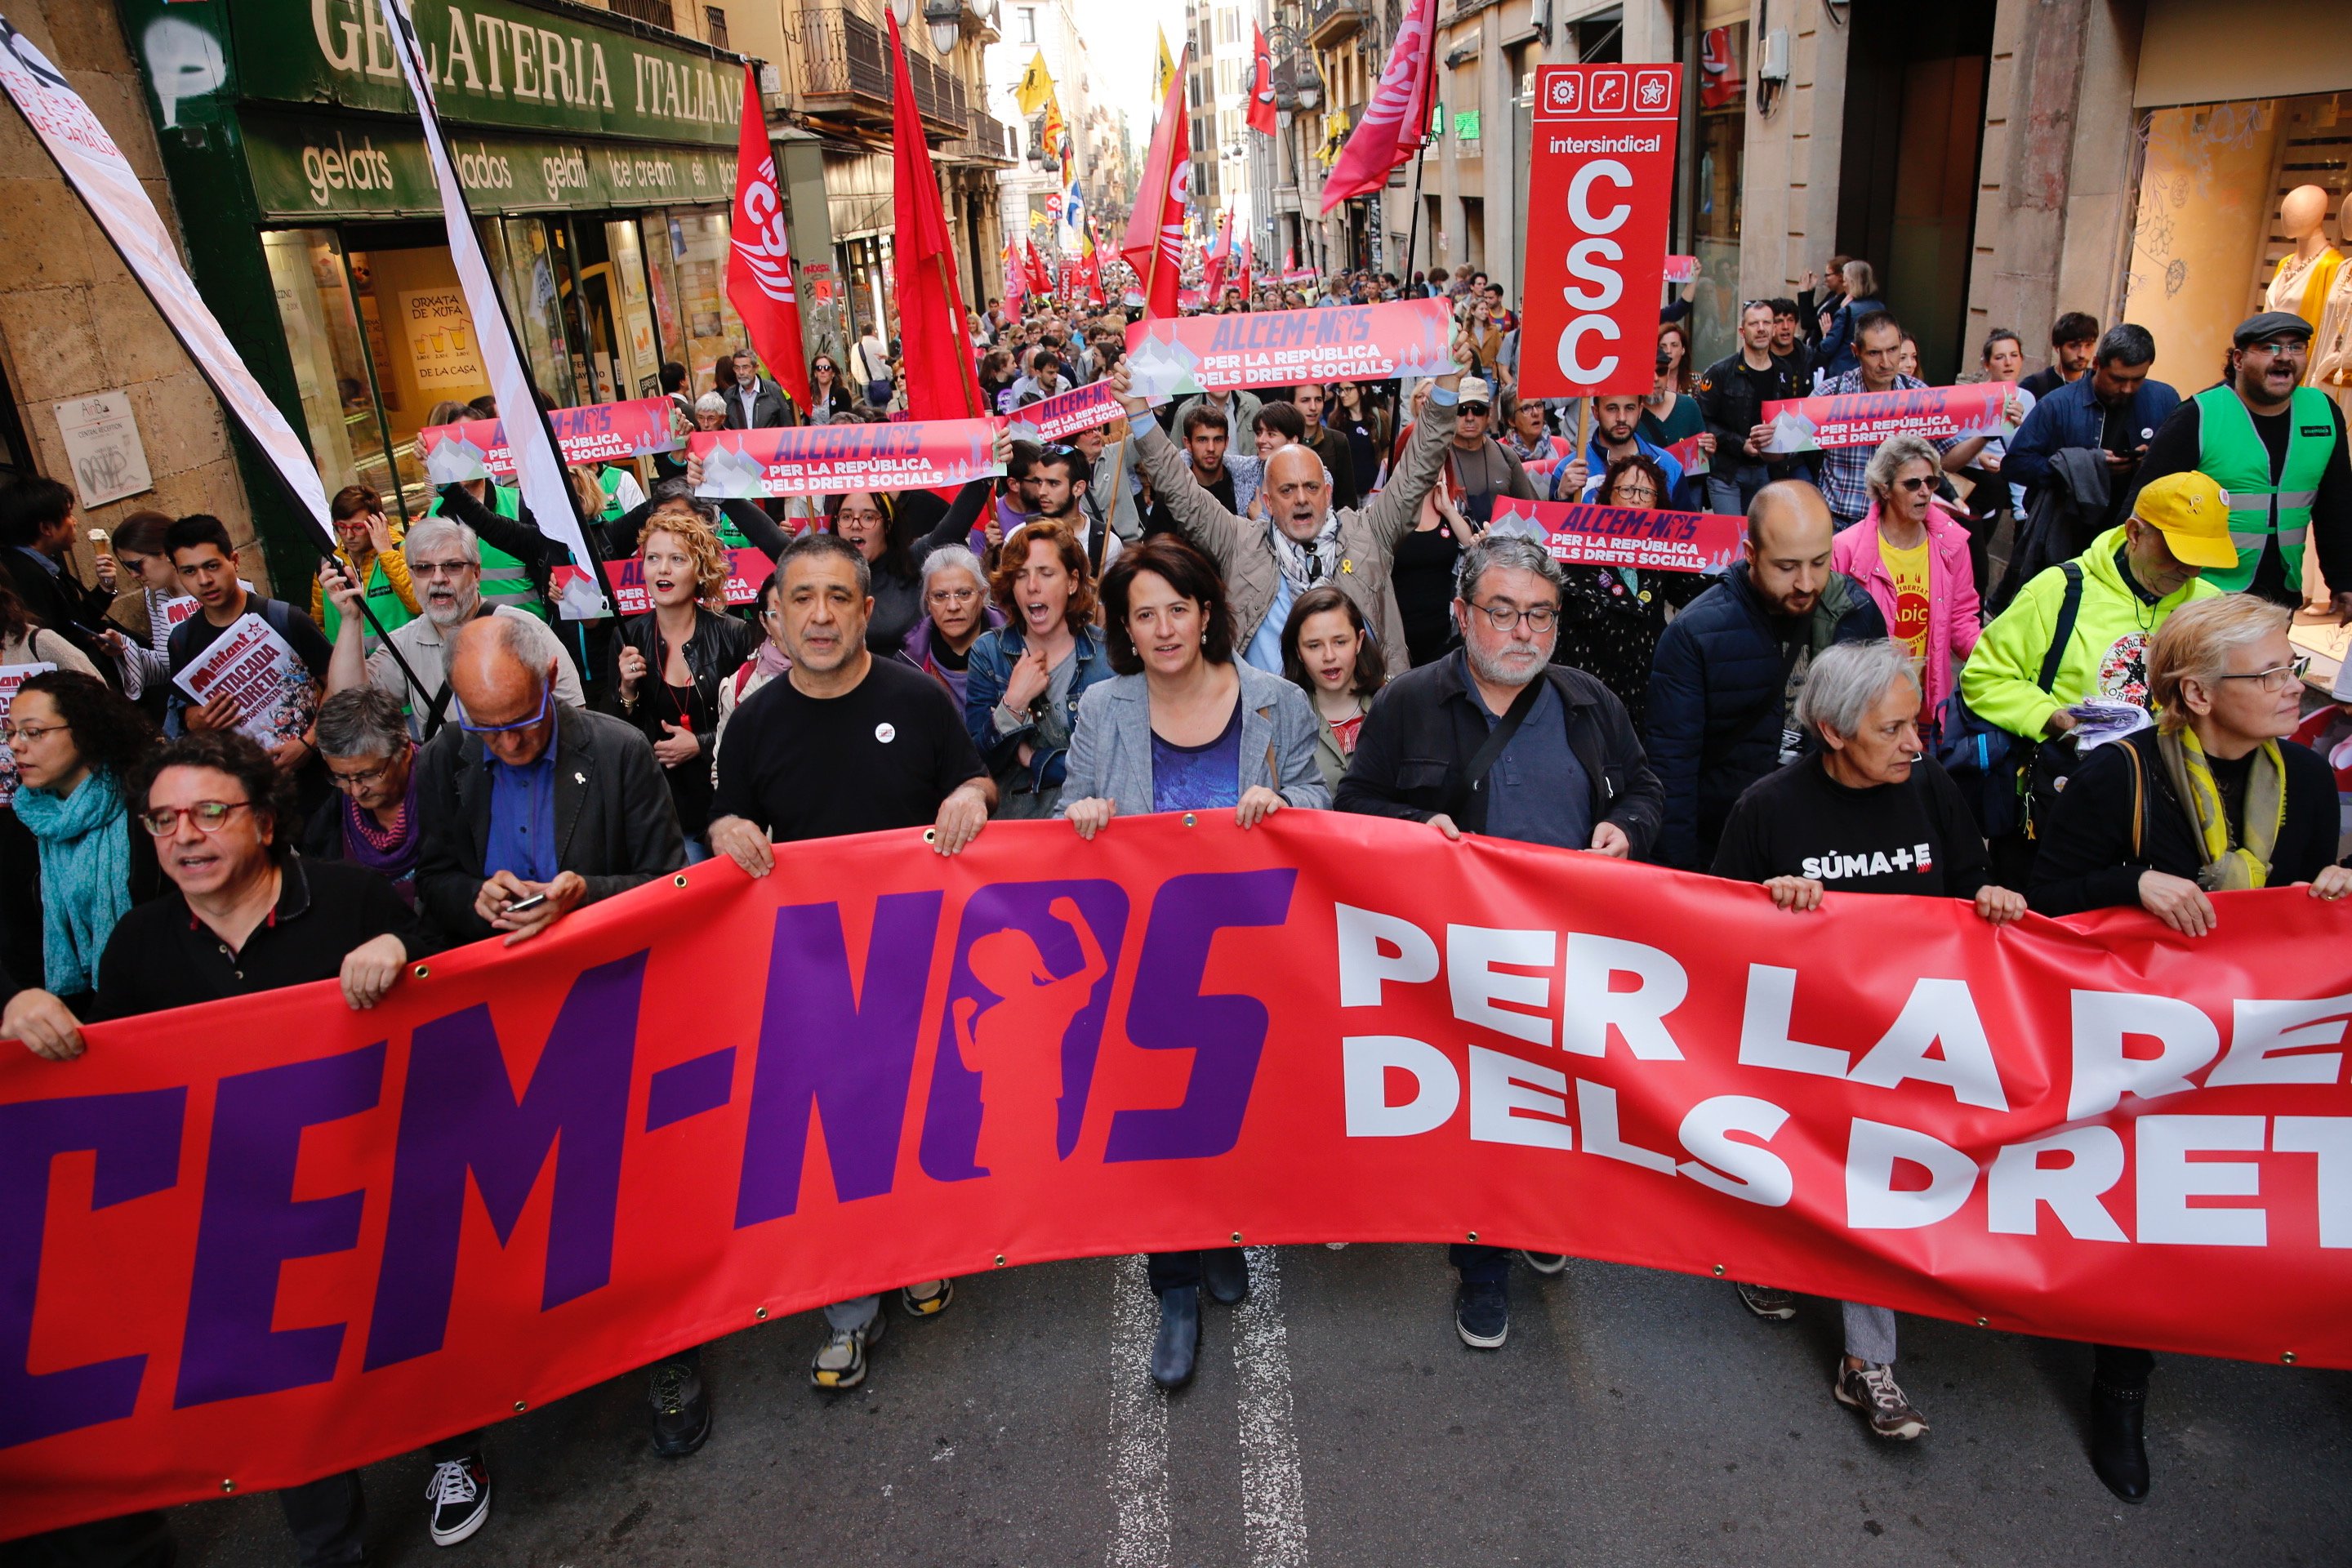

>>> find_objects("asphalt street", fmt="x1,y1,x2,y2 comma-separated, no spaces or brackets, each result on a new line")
167,1245,2350,1566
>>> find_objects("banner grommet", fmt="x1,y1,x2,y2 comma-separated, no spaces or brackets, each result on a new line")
994,1254,1006,1267
412,965,429,979
1466,1231,1478,1241
1183,813,1197,827
1230,1231,1242,1244
1711,1264,1725,1276
674,874,688,888
755,1307,768,1321
512,1400,527,1413
1976,1317,1989,1328
2284,1351,2299,1364
220,1480,235,1494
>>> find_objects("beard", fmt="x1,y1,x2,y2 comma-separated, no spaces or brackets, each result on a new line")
1464,633,1550,688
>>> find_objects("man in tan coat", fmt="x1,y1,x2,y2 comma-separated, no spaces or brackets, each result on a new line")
1111,336,1472,678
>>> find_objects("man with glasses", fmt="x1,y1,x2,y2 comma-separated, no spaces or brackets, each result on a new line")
1698,301,1811,513
325,517,585,742
1337,533,1661,1350
2130,310,2352,607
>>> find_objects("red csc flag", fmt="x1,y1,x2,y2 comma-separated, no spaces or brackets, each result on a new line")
1517,65,1680,398
724,65,811,410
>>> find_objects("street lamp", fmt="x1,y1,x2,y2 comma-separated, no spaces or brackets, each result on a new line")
922,0,960,56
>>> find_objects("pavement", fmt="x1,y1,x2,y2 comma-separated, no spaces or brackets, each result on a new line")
168,1245,2351,1566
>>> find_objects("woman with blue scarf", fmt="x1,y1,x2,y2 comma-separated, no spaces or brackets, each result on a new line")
7,670,158,1010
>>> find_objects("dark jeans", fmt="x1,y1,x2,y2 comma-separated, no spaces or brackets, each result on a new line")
2095,1343,2155,1392
1146,1248,1244,1294
1706,462,1771,518
1449,1242,1511,1286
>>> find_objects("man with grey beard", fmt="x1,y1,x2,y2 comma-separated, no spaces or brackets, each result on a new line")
323,515,585,742
1334,532,1661,1349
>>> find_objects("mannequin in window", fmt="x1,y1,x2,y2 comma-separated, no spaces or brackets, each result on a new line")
2265,185,2341,336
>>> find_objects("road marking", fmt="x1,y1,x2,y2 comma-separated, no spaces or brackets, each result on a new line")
1105,1255,1169,1568
1233,1248,1307,1566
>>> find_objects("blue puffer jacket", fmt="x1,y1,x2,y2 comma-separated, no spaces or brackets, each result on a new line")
1643,560,1887,869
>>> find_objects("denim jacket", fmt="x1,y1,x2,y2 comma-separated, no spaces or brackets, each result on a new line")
963,622,1116,795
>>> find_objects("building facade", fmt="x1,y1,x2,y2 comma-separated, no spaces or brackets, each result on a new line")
983,0,1130,286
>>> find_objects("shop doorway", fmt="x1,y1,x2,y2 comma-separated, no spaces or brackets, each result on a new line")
1834,0,1995,384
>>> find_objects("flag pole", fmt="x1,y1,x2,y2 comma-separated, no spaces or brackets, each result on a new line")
1392,25,1440,454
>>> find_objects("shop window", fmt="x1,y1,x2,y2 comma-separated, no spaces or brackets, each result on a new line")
1689,20,1748,366
481,217,581,413
639,213,692,391
261,229,403,515
666,210,751,389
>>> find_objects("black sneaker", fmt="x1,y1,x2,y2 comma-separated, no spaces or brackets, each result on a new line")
648,1356,711,1457
425,1453,491,1546
1834,1361,1928,1441
1454,1279,1508,1348
1735,1281,1797,1321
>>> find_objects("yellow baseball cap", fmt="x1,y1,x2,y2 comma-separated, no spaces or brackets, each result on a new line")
2131,470,2238,570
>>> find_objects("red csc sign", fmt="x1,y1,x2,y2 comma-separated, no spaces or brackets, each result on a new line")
1518,65,1679,399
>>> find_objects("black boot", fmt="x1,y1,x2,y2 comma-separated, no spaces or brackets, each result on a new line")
1201,1246,1250,1306
1151,1287,1200,1389
2090,1382,2149,1503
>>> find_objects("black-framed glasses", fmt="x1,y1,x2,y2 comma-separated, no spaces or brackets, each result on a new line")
324,751,407,791
1469,601,1559,632
0,719,68,745
2216,656,2312,693
140,800,253,837
458,683,551,736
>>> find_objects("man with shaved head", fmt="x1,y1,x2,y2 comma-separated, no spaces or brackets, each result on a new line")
1644,480,1887,870
1112,333,1475,677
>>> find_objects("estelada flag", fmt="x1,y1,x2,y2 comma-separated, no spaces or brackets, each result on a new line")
886,11,982,419
724,64,811,411
1248,24,1278,136
1014,51,1056,116
1119,47,1191,318
1321,0,1438,212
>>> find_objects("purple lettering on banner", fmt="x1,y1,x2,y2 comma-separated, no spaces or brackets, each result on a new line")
646,1047,737,1132
733,893,943,1227
0,1088,185,1449
173,1045,385,1410
916,880,1129,1181
1103,869,1297,1163
362,953,645,1371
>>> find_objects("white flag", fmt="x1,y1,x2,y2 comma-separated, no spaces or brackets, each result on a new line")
375,0,610,619
0,13,335,550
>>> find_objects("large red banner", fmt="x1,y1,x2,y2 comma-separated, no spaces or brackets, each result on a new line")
1490,496,1744,573
7,813,2352,1538
688,421,1002,498
1124,300,1454,399
1762,381,2020,452
1519,66,1681,399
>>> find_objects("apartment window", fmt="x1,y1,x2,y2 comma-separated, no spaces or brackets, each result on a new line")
1218,9,1239,43
704,5,727,47
608,0,675,28
1018,7,1036,43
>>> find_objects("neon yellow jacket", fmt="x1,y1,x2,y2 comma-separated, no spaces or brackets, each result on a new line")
1958,524,2218,741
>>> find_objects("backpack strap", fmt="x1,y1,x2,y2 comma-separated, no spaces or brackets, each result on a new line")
2035,560,2084,693
2120,733,2146,861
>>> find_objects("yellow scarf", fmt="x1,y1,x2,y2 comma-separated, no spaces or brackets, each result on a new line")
2156,728,2284,891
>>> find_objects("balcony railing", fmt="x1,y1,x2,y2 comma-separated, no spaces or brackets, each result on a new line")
800,6,892,115
940,109,1015,164
1308,0,1362,46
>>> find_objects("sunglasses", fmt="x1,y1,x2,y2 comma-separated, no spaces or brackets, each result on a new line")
1896,476,1939,492
1459,403,1492,416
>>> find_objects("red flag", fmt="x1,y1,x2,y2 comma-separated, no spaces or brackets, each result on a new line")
724,65,812,410
1079,222,1107,305
1236,238,1254,301
1202,210,1231,301
886,11,982,419
1024,238,1054,296
1321,0,1438,212
1119,48,1192,318
1282,245,1296,273
1002,239,1026,314
1248,25,1279,136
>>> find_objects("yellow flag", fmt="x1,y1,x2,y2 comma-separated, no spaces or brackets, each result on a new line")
1015,51,1056,117
1155,29,1177,99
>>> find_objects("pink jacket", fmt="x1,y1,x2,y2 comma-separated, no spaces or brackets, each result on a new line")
1829,497,1982,719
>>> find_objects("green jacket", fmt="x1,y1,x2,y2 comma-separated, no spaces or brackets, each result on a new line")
1958,524,2219,741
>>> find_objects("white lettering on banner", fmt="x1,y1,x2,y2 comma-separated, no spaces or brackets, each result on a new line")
1341,1036,1459,1136
1846,1119,1979,1230
2137,1116,2266,1246
1737,963,1852,1079
1677,1097,1794,1205
1334,903,1441,1006
1447,924,1553,1047
2275,1118,2352,1246
1986,1127,2129,1241
2068,990,2221,1120
1566,160,1632,231
1558,933,1686,1059
2210,992,2352,1088
1467,1046,1575,1151
1558,316,1620,384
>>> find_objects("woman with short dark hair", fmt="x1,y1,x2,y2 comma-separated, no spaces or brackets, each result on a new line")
1281,583,1384,791
1057,533,1326,1392
305,686,422,903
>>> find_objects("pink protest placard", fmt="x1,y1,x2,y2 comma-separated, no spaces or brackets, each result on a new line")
1761,382,2016,452
0,661,56,807
688,420,1003,498
554,546,776,617
417,398,681,483
1124,299,1454,397
1664,254,1699,283
1000,381,1129,443
1488,496,1744,575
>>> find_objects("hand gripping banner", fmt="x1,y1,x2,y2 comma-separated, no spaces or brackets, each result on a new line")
7,813,2352,1536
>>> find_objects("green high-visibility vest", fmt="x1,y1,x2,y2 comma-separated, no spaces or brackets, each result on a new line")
426,483,547,621
2192,383,2337,594
599,467,627,524
320,552,412,657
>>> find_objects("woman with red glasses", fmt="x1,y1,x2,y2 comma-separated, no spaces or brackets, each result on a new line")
1830,434,1981,737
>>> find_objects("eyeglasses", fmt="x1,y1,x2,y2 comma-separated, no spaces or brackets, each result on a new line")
0,720,68,745
140,800,253,837
926,586,979,606
1610,485,1659,503
835,509,885,526
410,559,477,578
458,683,551,736
2216,656,2313,693
1469,600,1559,632
1459,403,1492,416
324,751,406,790
1895,475,1938,492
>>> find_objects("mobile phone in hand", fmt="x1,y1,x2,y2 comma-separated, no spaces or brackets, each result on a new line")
503,892,550,915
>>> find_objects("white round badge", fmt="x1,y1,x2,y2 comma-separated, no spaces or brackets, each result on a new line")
875,722,897,743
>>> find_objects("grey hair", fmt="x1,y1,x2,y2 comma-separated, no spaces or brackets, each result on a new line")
314,687,411,760
1796,639,1922,740
402,516,479,569
648,477,718,523
1863,434,1943,501
920,544,985,592
1842,259,1878,298
1455,534,1565,603
693,392,727,417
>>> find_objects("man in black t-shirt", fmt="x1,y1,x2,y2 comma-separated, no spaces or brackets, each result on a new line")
708,532,993,1393
1709,639,2025,1448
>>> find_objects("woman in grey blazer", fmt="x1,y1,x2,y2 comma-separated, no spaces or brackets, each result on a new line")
1054,535,1326,1392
